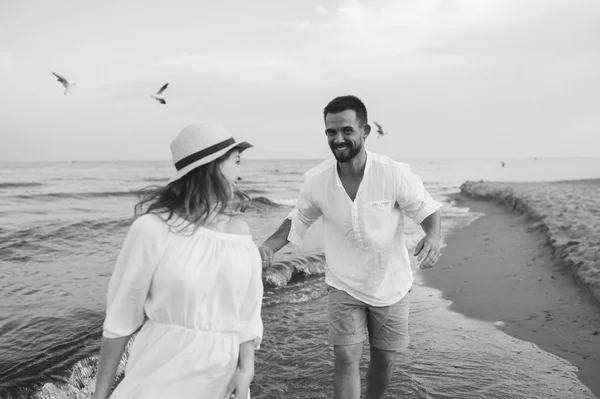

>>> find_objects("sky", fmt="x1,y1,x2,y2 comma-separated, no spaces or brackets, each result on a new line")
1,0,599,162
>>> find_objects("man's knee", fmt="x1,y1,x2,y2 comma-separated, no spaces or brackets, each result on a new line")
370,346,397,369
334,343,363,367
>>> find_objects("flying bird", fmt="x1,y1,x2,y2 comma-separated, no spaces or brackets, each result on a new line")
150,83,169,104
373,122,387,139
51,71,76,95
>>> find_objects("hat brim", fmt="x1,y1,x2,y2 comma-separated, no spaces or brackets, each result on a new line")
168,141,252,184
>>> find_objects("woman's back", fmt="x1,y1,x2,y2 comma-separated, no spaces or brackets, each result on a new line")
104,213,263,399
201,213,251,236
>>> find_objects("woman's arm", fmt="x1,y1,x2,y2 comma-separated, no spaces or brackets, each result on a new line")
96,216,164,397
238,339,255,374
223,340,256,399
93,336,130,399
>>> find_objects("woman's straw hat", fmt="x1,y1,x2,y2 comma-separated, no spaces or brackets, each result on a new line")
168,123,252,184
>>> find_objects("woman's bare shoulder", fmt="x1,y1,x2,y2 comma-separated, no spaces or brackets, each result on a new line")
224,215,251,235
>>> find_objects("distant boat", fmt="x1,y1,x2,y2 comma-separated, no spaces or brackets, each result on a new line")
501,161,506,168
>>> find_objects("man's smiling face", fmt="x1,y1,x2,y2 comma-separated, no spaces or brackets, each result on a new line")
325,110,369,163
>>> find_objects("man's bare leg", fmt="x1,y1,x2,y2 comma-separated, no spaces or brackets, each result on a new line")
365,346,397,399
333,342,364,399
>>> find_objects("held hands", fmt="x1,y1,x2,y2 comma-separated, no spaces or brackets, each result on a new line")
258,244,274,270
414,234,441,269
223,366,254,399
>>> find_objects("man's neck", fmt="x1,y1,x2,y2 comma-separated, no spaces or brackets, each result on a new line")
337,150,367,179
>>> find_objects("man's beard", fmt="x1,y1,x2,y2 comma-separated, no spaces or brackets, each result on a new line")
330,141,361,163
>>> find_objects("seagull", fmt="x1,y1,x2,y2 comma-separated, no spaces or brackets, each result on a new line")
51,71,76,95
373,122,387,139
150,83,169,104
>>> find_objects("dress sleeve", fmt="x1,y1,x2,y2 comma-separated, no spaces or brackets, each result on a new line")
102,215,164,339
286,173,322,247
239,246,264,350
395,163,443,225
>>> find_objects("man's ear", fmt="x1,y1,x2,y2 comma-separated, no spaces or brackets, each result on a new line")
363,123,371,137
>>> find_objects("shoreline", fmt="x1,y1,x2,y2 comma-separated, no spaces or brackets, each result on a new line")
423,189,600,397
459,179,600,304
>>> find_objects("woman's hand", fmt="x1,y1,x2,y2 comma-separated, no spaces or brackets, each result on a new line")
223,366,254,399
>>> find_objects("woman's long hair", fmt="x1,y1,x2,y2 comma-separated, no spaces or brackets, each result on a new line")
134,149,250,231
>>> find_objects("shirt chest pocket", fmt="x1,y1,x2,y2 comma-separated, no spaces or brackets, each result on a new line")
361,199,402,253
364,200,397,241
368,200,393,211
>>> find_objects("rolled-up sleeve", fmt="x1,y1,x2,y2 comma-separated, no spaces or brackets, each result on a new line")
102,216,163,339
395,164,443,225
286,173,322,247
239,248,264,349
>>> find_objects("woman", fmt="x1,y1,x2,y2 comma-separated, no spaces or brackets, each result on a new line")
93,123,263,399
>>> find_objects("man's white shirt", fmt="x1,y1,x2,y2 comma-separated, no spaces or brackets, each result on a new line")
286,151,443,306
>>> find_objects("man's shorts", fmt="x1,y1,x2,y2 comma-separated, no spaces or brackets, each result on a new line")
327,286,410,351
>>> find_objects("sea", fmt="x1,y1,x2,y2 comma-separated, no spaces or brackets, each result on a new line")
1,157,600,399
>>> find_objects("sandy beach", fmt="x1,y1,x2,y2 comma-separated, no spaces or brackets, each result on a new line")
424,181,600,397
459,180,600,303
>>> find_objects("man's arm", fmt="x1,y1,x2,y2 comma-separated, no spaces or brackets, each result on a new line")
414,210,442,269
421,210,441,238
259,174,322,268
393,163,443,269
259,218,292,268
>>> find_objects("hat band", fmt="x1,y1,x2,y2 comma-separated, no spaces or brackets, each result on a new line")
174,137,236,171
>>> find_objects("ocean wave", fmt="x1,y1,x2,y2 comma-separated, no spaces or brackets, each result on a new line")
0,309,104,398
263,252,326,287
140,177,169,182
0,218,132,256
12,190,142,200
247,196,285,208
239,178,301,185
8,189,295,209
243,188,268,196
269,198,297,207
0,182,44,189
0,195,286,256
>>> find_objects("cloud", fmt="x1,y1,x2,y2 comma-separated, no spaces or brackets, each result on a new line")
157,52,295,73
312,0,445,60
155,51,325,87
316,5,328,14
293,0,600,81
325,0,600,59
281,20,311,30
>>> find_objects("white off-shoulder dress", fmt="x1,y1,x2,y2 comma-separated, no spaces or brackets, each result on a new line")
102,213,264,399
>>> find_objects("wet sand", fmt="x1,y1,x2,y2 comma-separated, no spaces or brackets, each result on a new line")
424,193,600,397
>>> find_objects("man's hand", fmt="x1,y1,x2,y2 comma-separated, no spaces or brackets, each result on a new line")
223,366,254,399
414,234,441,269
258,244,274,270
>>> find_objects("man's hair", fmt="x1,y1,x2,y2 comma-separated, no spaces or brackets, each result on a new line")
134,148,249,232
323,95,368,126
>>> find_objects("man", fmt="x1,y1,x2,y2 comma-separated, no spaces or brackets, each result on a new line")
259,95,442,399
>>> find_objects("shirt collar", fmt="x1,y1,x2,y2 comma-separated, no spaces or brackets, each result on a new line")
332,150,372,189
